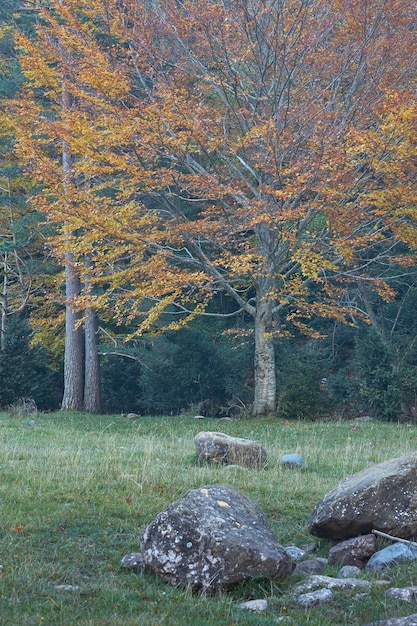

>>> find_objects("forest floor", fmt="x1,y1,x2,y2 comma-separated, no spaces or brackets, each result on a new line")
1,410,417,625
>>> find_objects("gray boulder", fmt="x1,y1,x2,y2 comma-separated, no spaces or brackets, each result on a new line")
308,452,417,539
141,485,294,589
194,432,267,469
365,543,417,572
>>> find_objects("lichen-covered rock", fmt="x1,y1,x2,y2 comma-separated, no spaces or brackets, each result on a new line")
141,485,294,589
292,575,373,594
297,588,333,607
308,452,417,540
194,432,267,468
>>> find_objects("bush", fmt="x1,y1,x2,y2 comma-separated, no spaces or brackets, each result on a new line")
0,315,62,409
275,339,334,419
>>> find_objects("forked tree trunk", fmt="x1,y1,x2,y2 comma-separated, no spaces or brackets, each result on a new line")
61,251,84,410
253,295,276,417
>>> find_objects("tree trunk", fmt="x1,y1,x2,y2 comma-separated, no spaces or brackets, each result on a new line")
253,295,276,417
61,251,84,410
61,88,85,410
1,252,7,352
84,256,101,413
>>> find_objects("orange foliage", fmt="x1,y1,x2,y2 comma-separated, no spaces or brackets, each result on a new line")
12,0,417,335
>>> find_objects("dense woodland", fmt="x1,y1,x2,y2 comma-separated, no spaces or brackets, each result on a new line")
0,0,417,421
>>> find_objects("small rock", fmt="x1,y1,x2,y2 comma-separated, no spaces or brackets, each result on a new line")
297,588,333,607
284,545,306,561
294,557,328,576
239,599,268,611
293,575,372,594
366,543,417,572
328,534,376,567
194,415,205,419
121,552,144,570
126,413,141,419
386,587,417,602
337,565,362,578
279,453,305,468
300,542,317,554
364,614,417,626
54,585,80,592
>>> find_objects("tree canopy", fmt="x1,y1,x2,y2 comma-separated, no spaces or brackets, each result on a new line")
10,0,417,416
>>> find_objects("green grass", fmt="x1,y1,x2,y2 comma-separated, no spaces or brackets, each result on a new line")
1,411,417,625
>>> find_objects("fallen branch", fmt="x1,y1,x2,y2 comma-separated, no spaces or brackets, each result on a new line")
372,529,417,549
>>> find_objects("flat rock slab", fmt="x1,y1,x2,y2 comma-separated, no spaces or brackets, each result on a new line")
141,485,294,589
308,452,417,539
364,615,417,626
194,431,267,468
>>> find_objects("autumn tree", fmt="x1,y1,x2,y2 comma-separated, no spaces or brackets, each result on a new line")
15,0,417,416
0,0,45,352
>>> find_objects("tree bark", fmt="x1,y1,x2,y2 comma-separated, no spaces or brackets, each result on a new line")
61,251,84,410
253,294,276,417
61,88,84,410
1,252,8,353
84,256,101,413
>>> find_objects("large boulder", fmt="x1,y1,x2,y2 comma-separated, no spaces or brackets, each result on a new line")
141,485,294,589
308,452,417,540
194,431,267,469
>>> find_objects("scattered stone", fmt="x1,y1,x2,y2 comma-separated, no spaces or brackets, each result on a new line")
308,452,417,540
300,542,317,554
294,558,328,577
364,614,417,626
386,587,417,602
297,588,333,607
328,534,376,567
194,432,267,469
284,545,306,561
120,552,144,570
337,565,362,578
293,575,372,594
279,453,306,468
54,585,80,592
366,543,417,572
238,599,268,611
141,485,294,589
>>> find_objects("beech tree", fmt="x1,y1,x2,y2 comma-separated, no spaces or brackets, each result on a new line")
14,0,417,416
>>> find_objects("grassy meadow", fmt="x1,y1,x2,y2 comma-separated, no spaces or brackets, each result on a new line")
2,410,417,625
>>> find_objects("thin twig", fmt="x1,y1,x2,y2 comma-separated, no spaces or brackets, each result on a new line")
372,529,417,549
